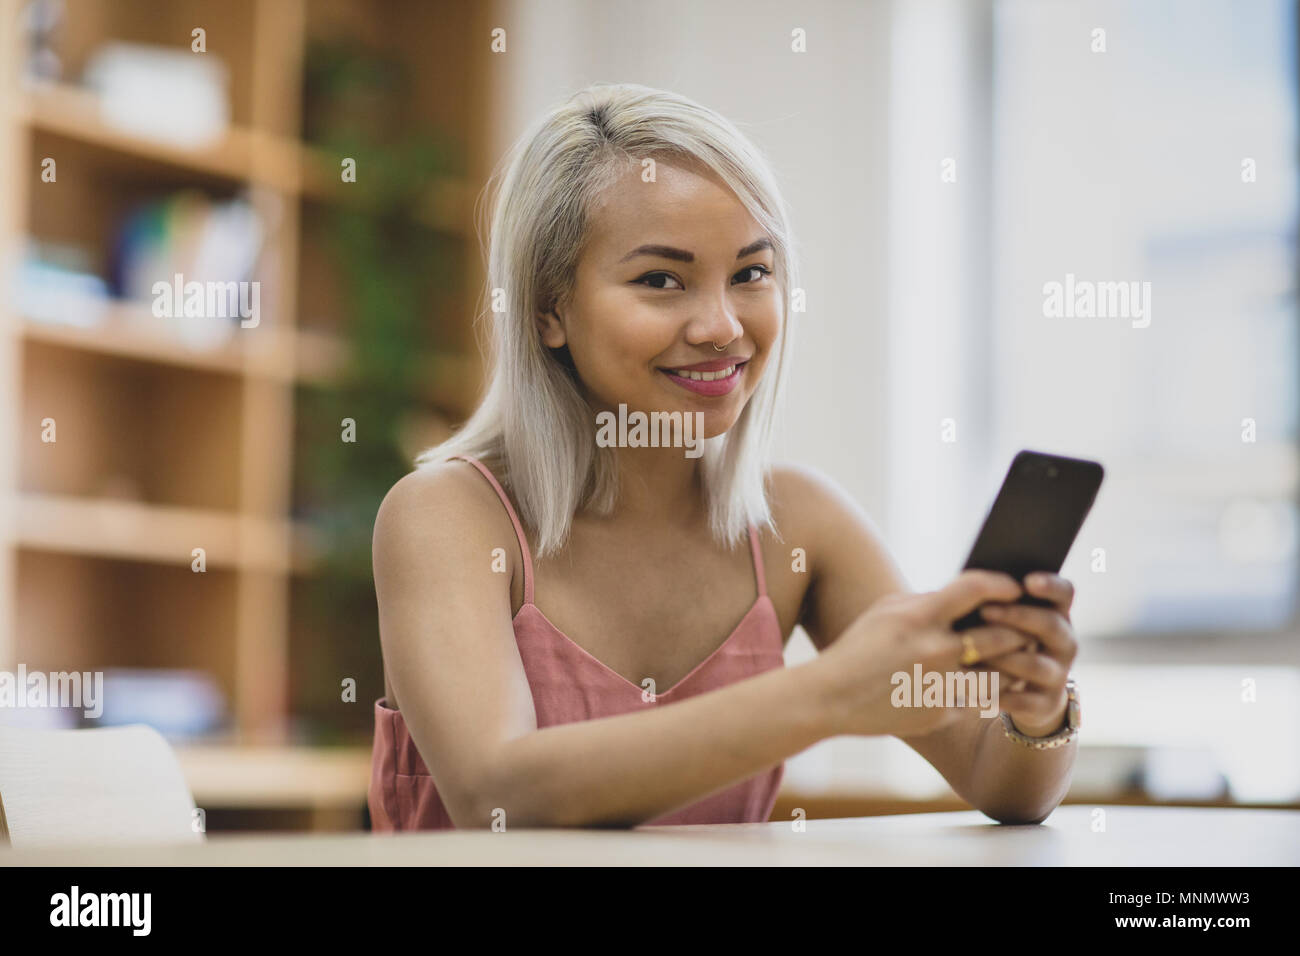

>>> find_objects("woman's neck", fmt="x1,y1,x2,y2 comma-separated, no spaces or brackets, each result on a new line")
598,445,707,530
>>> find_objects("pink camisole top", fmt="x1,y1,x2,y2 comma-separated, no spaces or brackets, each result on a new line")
368,453,787,830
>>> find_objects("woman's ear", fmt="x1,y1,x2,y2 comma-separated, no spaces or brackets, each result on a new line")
535,308,567,349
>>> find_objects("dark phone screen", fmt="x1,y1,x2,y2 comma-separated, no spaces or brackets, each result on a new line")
952,451,1103,631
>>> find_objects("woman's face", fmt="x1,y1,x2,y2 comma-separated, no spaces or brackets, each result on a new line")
538,155,782,440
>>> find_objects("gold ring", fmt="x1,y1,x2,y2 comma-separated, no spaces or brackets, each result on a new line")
960,634,980,666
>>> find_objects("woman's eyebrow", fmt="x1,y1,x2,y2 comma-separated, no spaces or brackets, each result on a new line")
618,237,773,264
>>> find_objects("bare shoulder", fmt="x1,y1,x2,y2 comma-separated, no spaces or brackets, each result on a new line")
372,459,518,594
766,462,872,546
765,462,909,647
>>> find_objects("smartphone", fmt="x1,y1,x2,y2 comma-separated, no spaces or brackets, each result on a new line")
951,450,1104,631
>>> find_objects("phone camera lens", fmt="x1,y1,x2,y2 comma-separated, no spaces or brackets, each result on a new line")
1047,465,1059,478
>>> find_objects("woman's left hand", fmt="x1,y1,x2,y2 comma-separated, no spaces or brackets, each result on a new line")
977,572,1077,738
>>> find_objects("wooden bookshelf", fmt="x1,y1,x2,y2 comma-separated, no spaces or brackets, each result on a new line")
0,0,494,825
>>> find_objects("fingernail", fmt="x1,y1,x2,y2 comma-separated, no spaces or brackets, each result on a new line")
1027,573,1046,587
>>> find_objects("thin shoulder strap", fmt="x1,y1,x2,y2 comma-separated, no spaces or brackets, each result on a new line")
746,523,768,599
453,455,534,605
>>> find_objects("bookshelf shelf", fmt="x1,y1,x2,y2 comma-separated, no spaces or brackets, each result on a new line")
16,492,244,566
13,492,319,573
15,307,284,378
13,309,480,408
14,82,475,234
15,81,294,190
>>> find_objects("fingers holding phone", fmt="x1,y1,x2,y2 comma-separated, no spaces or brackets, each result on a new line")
816,569,1028,738
976,571,1079,731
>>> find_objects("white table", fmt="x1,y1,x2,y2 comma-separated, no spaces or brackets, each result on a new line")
2,805,1297,865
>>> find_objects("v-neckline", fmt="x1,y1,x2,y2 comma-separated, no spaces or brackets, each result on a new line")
514,595,773,698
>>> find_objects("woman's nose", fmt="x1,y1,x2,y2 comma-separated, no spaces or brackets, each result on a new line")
693,297,744,346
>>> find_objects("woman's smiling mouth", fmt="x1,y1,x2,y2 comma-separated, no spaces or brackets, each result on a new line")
658,356,749,396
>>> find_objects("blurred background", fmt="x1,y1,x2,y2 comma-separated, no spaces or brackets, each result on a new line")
0,0,1295,832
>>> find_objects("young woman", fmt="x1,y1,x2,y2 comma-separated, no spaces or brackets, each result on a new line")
369,83,1079,830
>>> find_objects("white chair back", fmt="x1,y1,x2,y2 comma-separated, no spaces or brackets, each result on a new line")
0,724,203,847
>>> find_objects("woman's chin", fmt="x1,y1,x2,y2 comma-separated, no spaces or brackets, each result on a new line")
589,395,742,452
694,409,744,442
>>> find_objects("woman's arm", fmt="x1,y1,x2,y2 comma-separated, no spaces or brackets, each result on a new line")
771,464,1076,823
373,463,838,829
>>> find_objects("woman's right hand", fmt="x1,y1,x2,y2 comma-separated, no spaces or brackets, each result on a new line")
813,570,1032,738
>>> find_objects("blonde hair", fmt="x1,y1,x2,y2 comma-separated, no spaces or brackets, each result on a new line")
416,82,800,557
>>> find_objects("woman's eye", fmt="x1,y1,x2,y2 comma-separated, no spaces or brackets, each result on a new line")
733,264,771,284
635,272,684,290
634,266,770,290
